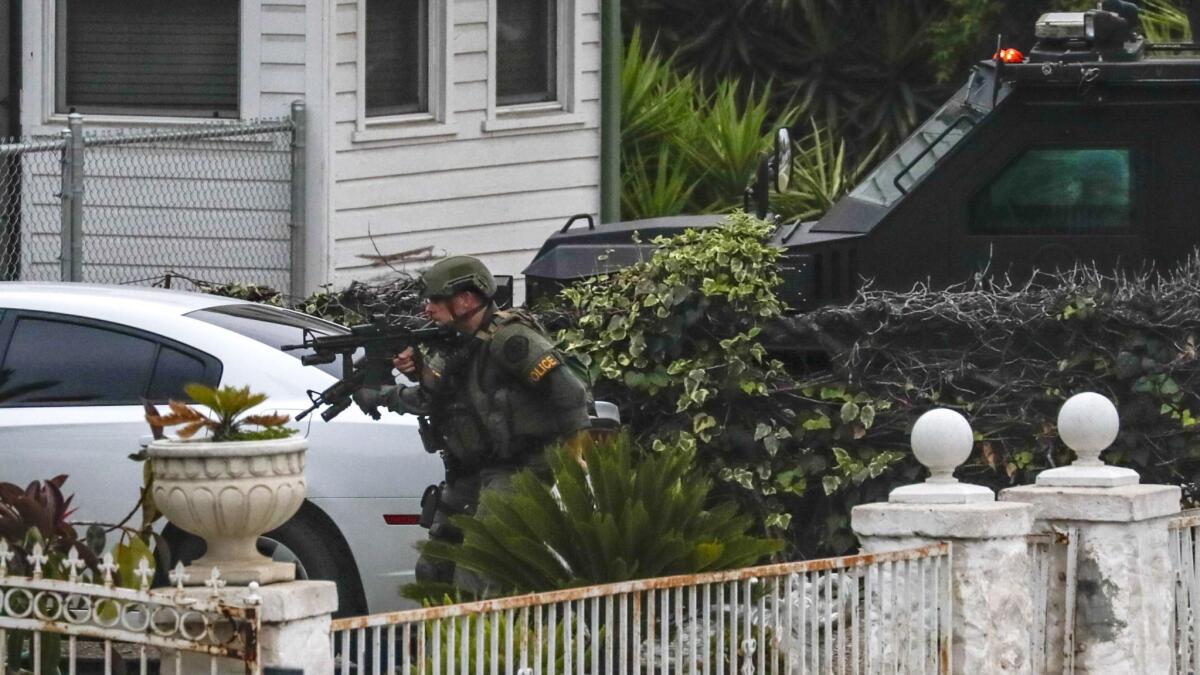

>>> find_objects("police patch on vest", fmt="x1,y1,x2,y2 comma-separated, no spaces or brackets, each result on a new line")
528,354,561,383
503,335,529,363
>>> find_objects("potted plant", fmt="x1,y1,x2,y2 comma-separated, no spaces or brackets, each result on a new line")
145,384,305,585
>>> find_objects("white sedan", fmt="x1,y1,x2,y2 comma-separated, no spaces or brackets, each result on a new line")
0,282,443,616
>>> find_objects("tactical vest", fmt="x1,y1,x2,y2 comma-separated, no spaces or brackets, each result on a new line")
428,309,586,473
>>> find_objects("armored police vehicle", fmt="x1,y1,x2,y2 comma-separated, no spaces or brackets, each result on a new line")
525,2,1200,310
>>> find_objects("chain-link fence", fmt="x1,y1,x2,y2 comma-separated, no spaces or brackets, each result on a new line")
0,106,302,294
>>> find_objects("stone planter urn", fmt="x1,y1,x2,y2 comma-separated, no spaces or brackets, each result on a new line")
148,436,307,585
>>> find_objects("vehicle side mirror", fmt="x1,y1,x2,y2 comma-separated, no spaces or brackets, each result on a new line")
773,128,792,193
745,128,793,220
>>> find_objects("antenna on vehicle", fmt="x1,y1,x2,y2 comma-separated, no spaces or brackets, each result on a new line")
992,34,1003,108
1190,0,1200,44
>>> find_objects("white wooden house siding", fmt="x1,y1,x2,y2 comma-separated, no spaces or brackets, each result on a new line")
329,0,602,297
16,0,601,293
16,2,308,286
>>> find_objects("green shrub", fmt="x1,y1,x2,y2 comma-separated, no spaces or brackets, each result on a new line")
623,0,949,147
559,212,811,531
620,33,799,219
417,432,783,596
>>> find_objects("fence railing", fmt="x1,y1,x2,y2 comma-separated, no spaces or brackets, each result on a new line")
330,542,952,675
0,105,303,295
1026,529,1076,675
1170,508,1200,674
0,541,260,674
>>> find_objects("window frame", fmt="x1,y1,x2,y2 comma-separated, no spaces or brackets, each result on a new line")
37,0,258,124
494,0,557,107
353,0,456,143
967,144,1140,237
483,0,584,133
0,310,222,408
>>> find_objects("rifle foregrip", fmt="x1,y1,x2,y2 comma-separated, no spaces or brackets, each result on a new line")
321,398,353,422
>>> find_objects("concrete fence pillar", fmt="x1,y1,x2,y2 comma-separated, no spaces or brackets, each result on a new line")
851,408,1036,674
999,392,1181,674
166,580,338,674
1000,484,1178,673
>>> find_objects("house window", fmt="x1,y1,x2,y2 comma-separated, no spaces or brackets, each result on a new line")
496,0,556,106
366,0,429,117
969,148,1134,234
55,0,240,118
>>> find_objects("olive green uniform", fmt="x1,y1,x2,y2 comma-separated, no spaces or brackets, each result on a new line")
379,307,591,586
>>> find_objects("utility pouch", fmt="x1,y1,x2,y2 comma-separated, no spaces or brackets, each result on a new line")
419,483,443,529
417,416,444,454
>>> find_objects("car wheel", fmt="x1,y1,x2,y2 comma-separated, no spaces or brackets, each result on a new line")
162,502,369,618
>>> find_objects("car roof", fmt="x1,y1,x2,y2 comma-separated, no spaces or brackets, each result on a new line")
0,282,251,314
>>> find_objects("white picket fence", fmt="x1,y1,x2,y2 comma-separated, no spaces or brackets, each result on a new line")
0,541,260,674
1171,509,1200,674
331,543,953,675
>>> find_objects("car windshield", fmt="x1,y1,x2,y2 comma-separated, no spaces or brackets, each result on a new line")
186,304,351,378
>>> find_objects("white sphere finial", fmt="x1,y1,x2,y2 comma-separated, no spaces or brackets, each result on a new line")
1036,392,1138,487
890,408,993,503
1057,391,1119,464
910,408,975,483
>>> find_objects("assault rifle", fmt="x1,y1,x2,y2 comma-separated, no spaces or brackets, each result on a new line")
282,315,454,422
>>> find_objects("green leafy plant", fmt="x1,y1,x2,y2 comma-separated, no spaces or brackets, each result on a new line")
620,33,800,219
773,121,883,223
621,145,699,220
1142,0,1192,42
404,601,588,675
558,212,801,529
0,476,97,578
624,0,947,146
416,432,783,596
0,476,100,673
145,384,294,442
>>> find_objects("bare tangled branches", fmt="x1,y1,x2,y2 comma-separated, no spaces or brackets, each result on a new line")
144,270,426,325
777,255,1200,497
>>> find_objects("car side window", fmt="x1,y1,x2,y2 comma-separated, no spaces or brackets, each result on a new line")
0,314,220,406
969,148,1133,235
147,346,209,402
1,317,157,405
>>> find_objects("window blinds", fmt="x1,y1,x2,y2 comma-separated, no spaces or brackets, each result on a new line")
62,0,239,117
366,0,427,117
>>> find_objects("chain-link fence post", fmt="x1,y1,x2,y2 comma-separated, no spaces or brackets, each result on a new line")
289,101,307,298
59,113,85,281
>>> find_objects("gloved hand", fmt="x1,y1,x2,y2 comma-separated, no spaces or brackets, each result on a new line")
352,385,398,416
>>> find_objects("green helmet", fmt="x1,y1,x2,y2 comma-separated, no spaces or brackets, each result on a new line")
420,255,497,299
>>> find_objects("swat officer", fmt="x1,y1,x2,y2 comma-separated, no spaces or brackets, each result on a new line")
352,255,591,586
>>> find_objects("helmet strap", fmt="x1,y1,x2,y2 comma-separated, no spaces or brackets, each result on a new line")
449,296,489,334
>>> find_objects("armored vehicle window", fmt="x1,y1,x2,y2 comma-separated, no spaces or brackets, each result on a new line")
849,83,985,207
969,148,1132,235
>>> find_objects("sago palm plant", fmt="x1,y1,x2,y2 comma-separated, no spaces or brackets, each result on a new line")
145,384,294,442
417,433,783,596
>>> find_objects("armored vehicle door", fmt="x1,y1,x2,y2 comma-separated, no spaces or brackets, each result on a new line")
945,107,1157,280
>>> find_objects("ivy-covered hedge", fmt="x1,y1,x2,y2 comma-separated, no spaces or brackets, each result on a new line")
773,262,1200,552
194,224,1200,559
554,214,1200,557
